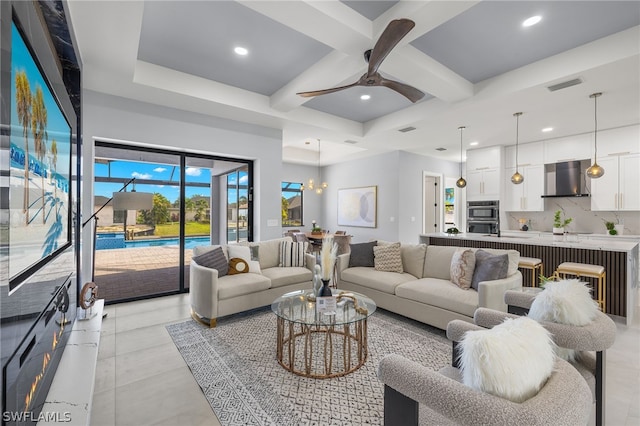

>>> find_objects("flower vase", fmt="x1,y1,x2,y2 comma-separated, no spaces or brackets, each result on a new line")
553,227,564,242
318,279,332,297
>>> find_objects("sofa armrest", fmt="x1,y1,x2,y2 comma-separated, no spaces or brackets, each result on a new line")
189,260,220,320
337,253,350,272
477,271,522,312
305,253,316,271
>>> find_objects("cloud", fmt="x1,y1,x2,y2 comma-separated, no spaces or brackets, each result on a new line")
185,167,201,176
153,167,167,173
239,175,248,184
132,171,152,179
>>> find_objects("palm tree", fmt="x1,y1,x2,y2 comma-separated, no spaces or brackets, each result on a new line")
50,139,58,198
32,86,48,223
15,71,32,223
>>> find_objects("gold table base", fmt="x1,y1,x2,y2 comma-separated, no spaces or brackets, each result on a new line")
275,316,369,379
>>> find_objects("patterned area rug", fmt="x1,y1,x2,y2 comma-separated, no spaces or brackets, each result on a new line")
166,308,451,426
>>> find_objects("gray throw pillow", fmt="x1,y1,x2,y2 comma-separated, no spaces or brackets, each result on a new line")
471,249,508,290
193,246,229,277
349,241,377,268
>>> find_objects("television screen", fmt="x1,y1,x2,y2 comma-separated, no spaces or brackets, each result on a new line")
8,19,72,291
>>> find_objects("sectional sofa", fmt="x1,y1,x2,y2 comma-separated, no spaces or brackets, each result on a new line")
337,243,522,330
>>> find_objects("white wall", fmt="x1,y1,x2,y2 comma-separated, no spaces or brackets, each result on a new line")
81,90,284,284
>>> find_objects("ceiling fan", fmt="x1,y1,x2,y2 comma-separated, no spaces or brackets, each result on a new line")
297,19,425,103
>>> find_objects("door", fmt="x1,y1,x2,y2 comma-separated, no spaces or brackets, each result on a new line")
423,173,442,233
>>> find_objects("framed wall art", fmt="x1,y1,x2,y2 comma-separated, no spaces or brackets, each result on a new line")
337,186,377,228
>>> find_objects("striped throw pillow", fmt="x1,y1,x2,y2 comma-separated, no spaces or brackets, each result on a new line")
279,241,308,267
373,242,403,273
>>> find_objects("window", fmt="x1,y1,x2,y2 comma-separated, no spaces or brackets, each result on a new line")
227,167,249,242
282,182,303,227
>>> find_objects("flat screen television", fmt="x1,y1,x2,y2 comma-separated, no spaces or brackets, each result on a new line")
8,16,72,292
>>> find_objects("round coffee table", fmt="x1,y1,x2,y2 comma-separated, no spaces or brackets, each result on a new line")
271,289,376,379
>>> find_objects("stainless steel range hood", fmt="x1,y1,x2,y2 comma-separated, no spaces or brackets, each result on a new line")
541,160,591,198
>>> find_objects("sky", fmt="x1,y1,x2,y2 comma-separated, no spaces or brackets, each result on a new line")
94,160,248,204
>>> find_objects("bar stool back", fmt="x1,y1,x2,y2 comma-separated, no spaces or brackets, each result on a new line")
555,262,606,312
518,257,543,287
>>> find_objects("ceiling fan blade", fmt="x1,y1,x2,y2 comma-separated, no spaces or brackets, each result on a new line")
296,81,359,98
367,19,415,76
379,77,425,103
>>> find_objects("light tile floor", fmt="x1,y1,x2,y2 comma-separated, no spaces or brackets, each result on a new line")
90,294,640,426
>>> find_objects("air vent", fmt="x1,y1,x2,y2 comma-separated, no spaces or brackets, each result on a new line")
398,126,416,133
547,78,583,92
435,147,447,151
344,140,358,144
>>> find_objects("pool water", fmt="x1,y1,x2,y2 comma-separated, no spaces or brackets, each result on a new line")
123,236,210,250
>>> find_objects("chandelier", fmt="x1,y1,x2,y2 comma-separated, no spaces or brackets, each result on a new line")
301,139,327,194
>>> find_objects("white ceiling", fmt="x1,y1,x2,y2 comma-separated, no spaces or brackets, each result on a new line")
67,1,640,166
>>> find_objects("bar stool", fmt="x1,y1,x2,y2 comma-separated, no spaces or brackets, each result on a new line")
518,257,543,287
555,262,606,312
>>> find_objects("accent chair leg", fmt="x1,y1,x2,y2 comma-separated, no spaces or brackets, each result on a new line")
596,350,605,426
191,309,217,328
384,385,418,426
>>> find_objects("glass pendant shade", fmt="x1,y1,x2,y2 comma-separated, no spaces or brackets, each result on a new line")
456,126,466,188
511,112,524,185
303,139,327,193
587,92,604,179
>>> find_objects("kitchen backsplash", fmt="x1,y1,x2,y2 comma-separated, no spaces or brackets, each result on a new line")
505,197,640,236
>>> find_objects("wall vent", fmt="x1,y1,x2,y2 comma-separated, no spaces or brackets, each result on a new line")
547,78,583,92
435,147,447,151
398,126,416,133
344,139,358,144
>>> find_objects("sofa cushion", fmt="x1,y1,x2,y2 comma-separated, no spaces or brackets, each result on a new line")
227,245,261,273
374,242,403,273
395,278,478,317
423,245,459,280
192,246,229,277
459,316,555,403
377,241,425,278
279,241,308,267
217,274,271,300
349,241,377,267
261,267,312,288
250,237,292,269
341,267,417,294
471,249,508,290
450,248,476,290
473,248,519,277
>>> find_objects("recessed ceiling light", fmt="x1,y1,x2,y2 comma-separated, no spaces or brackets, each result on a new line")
522,15,542,27
542,127,553,132
234,46,248,56
360,94,371,100
469,141,479,146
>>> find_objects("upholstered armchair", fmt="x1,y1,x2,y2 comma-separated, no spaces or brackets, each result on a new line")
501,289,617,426
378,319,593,426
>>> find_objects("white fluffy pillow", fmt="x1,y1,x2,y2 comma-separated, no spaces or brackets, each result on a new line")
227,245,261,273
528,279,599,361
459,316,556,403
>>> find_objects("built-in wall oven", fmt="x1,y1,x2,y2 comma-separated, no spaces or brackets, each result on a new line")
467,201,500,234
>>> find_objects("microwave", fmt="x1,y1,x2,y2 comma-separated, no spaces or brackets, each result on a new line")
467,201,499,221
467,220,500,235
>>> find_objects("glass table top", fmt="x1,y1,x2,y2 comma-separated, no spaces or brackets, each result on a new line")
271,289,377,326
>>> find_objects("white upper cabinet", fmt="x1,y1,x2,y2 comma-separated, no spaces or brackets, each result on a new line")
597,125,640,156
466,146,502,201
544,134,592,163
591,153,640,211
504,165,545,211
505,141,544,169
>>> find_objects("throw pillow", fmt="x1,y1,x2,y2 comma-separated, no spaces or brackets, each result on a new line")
373,242,403,273
192,246,228,277
349,241,377,268
228,258,249,275
227,245,261,273
450,248,476,290
528,278,599,361
279,241,308,267
459,316,556,403
471,249,508,290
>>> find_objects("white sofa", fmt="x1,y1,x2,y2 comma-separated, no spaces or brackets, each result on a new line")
190,237,315,327
337,244,522,330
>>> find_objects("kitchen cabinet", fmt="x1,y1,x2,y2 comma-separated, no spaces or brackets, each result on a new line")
466,146,502,201
505,142,543,169
503,165,544,211
591,153,640,211
597,125,640,156
544,134,591,163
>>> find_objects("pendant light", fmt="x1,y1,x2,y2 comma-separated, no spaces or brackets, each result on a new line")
586,92,605,179
511,112,524,185
302,139,327,194
456,126,467,188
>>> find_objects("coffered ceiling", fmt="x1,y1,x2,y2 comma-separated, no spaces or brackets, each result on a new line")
67,1,640,165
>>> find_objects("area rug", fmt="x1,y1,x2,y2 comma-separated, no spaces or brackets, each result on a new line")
166,308,451,426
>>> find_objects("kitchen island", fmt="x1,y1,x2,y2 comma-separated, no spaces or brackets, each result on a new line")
420,232,639,325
